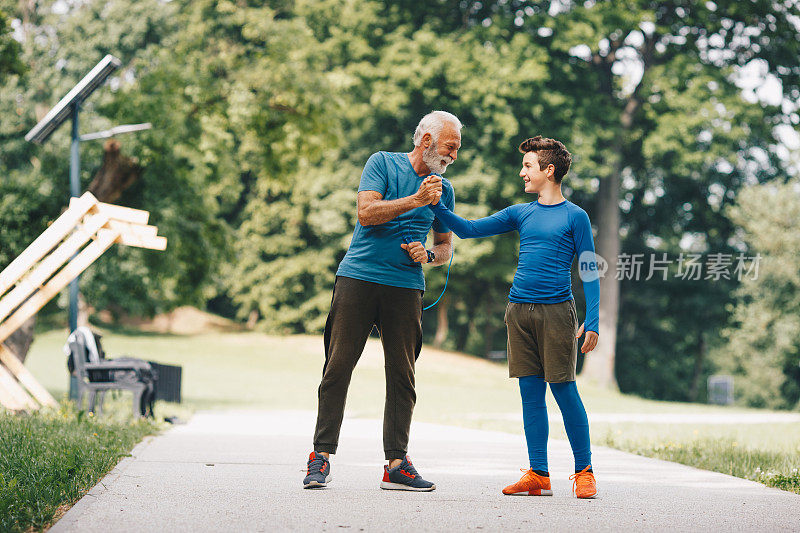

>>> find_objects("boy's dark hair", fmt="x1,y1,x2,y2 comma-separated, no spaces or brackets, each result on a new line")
518,136,572,183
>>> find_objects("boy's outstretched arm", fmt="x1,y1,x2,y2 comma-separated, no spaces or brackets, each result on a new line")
572,209,600,354
428,201,516,239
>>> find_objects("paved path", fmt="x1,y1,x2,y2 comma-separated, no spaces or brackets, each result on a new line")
53,411,800,532
468,412,800,424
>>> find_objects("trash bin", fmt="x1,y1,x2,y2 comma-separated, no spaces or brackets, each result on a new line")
149,361,182,403
707,374,734,405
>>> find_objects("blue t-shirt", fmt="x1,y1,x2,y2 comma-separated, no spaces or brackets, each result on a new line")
337,151,456,290
429,199,600,333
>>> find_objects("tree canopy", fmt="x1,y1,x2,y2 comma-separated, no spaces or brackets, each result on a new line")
1,0,798,407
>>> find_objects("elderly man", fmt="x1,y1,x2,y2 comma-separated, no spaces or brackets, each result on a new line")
303,111,461,491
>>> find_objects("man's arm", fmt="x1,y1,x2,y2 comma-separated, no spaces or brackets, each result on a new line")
400,230,452,266
358,176,442,226
429,230,453,266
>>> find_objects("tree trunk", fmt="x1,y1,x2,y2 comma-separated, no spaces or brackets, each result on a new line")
577,32,658,389
579,166,620,389
77,293,91,328
246,309,259,330
483,319,497,358
88,139,143,204
578,88,641,389
78,138,143,326
689,333,706,401
433,295,448,348
1,315,35,363
455,304,474,353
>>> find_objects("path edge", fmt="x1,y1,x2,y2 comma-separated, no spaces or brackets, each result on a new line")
49,434,158,532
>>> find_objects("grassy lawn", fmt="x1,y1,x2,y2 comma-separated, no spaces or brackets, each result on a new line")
0,402,159,532
22,328,800,495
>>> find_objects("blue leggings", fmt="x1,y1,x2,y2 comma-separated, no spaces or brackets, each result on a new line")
518,375,591,472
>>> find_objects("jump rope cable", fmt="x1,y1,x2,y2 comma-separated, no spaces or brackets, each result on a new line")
397,169,452,311
422,250,452,311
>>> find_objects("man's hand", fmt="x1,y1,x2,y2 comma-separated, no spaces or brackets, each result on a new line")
401,241,429,263
414,175,443,207
576,323,598,354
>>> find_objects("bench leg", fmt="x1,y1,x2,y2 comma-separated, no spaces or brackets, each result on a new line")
132,388,144,418
87,390,97,414
76,386,84,411
95,391,106,415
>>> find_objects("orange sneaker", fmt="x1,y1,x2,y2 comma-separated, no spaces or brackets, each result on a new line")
502,468,553,496
569,466,597,498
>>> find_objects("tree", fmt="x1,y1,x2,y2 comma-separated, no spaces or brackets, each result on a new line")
0,8,23,78
0,7,32,361
526,0,800,388
293,0,561,348
2,0,797,401
1,0,225,323
713,179,800,409
0,177,63,362
161,0,347,332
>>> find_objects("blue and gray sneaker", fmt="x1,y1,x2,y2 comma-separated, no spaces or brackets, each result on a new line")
303,452,331,489
380,456,436,492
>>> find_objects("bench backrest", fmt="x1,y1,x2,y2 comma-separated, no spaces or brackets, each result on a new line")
65,327,105,380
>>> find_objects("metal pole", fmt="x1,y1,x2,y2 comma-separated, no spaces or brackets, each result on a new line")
68,103,80,332
68,103,80,400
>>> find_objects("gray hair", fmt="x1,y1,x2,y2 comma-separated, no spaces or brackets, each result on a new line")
412,110,463,146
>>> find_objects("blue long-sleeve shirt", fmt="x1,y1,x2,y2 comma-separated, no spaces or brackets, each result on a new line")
429,199,600,333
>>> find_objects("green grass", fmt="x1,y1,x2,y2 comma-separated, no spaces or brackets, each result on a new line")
25,328,768,416
602,433,800,493
22,328,800,495
0,402,160,532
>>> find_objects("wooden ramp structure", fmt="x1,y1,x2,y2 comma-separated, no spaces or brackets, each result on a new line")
0,192,166,412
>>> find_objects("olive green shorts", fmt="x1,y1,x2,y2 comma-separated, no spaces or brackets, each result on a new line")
504,300,578,382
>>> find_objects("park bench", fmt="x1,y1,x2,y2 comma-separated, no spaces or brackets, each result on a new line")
66,327,157,418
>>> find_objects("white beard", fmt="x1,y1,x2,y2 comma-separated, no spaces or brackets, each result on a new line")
422,141,453,174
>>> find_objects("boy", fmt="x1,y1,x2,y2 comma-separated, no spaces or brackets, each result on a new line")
429,136,599,498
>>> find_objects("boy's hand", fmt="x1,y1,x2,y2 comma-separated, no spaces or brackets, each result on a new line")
414,176,442,206
576,323,598,354
427,174,443,205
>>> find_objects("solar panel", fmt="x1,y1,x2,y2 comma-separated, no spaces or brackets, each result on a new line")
24,54,121,144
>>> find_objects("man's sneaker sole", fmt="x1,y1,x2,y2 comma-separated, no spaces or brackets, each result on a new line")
380,481,436,492
504,488,553,496
576,489,598,499
303,474,332,489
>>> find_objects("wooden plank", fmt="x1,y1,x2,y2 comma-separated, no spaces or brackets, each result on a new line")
0,228,120,345
95,202,150,225
0,192,98,297
0,212,110,324
116,233,167,251
71,200,150,225
106,220,159,239
0,345,58,408
0,363,37,410
0,379,26,412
